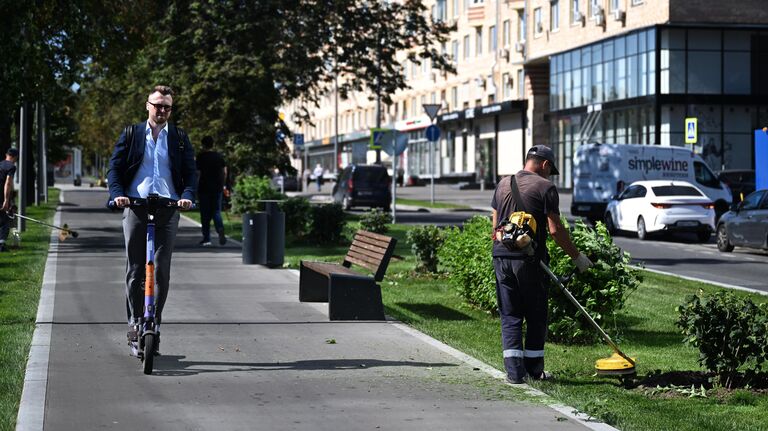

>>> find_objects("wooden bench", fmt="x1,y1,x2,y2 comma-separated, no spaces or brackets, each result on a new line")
299,230,397,320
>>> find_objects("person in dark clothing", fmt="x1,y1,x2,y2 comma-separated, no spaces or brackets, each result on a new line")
491,145,593,384
108,85,196,356
0,148,19,252
196,136,227,246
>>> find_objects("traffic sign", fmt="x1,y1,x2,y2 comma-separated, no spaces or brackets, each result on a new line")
425,124,441,142
685,118,697,144
422,104,442,121
293,133,304,148
382,132,408,156
369,128,389,150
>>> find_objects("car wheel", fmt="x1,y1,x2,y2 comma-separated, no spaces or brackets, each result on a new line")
716,224,734,252
604,212,617,235
342,196,352,211
696,230,711,243
637,216,648,240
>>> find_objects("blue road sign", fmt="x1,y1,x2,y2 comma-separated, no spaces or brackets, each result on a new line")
294,133,304,148
425,124,441,142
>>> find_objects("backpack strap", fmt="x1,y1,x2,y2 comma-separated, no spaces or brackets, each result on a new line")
510,175,527,213
123,125,134,149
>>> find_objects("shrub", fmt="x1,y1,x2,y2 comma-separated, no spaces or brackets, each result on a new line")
359,208,392,234
280,196,312,239
230,175,283,214
407,225,444,273
677,291,768,387
309,203,346,244
545,219,642,343
438,215,496,311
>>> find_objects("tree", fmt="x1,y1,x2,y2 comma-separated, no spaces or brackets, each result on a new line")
73,0,455,178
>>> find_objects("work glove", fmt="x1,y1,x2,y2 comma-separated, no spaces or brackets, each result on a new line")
572,253,594,273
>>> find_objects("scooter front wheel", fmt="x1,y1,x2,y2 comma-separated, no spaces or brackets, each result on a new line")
142,333,156,375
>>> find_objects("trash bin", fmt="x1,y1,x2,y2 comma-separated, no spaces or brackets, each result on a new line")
264,201,285,268
242,212,267,265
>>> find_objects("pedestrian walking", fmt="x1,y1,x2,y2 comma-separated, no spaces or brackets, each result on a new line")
491,145,593,384
313,163,323,192
0,147,19,252
107,85,196,354
196,135,227,246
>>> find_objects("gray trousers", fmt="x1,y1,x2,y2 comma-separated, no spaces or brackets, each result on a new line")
122,207,180,326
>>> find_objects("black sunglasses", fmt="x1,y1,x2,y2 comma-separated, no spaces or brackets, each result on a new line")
147,101,173,111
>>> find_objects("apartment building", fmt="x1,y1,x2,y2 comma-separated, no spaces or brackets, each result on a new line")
284,0,768,189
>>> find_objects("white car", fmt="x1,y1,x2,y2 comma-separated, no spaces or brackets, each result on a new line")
604,180,716,242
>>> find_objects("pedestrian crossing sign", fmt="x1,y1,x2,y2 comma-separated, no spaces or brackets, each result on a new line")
685,118,697,144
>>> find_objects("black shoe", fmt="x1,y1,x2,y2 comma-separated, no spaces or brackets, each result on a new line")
217,229,227,245
525,371,553,382
505,375,525,385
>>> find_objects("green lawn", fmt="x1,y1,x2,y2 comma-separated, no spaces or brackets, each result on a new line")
283,221,768,431
395,197,472,210
0,189,59,431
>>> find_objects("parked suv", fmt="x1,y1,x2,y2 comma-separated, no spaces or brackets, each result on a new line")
332,164,391,210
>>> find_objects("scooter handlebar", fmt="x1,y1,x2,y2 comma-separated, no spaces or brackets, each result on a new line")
107,197,195,210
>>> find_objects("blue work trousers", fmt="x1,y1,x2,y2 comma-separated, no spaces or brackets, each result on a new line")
493,257,548,382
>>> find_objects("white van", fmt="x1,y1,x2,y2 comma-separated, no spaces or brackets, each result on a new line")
572,143,732,222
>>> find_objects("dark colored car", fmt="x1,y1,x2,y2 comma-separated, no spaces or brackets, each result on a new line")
717,169,755,203
332,164,392,210
716,189,768,252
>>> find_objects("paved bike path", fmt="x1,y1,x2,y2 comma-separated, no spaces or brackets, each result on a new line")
31,189,596,431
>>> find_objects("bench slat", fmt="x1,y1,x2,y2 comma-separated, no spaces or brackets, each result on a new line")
348,244,386,261
302,261,361,277
352,236,390,253
346,255,379,273
347,250,384,268
356,230,393,243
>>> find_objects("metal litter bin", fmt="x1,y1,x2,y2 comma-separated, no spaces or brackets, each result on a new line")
261,200,285,268
242,212,267,265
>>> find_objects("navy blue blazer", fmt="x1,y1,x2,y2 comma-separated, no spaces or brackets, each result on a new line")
107,122,197,202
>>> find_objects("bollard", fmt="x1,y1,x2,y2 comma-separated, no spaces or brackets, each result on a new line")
242,212,267,265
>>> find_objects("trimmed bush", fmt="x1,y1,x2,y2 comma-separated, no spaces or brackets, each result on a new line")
438,215,496,311
359,208,392,234
407,225,444,273
309,203,346,244
280,196,312,239
677,291,768,387
545,219,642,343
438,216,641,344
230,175,283,214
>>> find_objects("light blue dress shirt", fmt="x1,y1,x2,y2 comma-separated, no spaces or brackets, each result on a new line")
127,122,179,200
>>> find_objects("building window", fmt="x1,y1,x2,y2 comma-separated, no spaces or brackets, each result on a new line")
451,87,458,108
590,0,601,17
475,27,483,56
551,1,560,31
631,0,644,5
572,0,581,23
518,10,525,41
463,35,471,59
453,0,459,17
502,73,512,99
503,19,511,46
490,25,497,52
435,0,447,21
610,0,620,11
534,8,542,35
517,69,525,98
452,40,459,64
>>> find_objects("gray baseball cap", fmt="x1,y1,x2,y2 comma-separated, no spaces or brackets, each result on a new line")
527,145,559,175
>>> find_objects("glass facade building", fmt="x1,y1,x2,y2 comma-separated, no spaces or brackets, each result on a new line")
549,25,768,188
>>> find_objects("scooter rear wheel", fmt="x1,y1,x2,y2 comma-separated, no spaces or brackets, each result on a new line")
142,333,155,375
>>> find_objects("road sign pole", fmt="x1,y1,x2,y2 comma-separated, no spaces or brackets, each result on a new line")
392,143,397,224
422,104,442,207
430,139,435,204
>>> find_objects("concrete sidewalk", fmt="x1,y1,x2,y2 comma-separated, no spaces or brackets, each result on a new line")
18,188,605,431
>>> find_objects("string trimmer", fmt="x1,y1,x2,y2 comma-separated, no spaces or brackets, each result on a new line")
539,261,636,376
6,205,79,239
